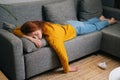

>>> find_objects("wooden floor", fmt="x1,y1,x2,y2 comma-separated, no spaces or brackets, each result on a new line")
31,52,120,80
0,71,8,80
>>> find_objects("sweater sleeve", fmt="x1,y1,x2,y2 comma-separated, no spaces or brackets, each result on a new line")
12,27,24,37
42,22,76,73
45,37,69,73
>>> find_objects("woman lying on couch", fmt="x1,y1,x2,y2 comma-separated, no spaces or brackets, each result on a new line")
13,15,117,73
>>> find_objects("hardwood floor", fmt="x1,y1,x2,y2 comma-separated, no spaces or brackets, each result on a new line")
31,51,120,80
0,71,8,80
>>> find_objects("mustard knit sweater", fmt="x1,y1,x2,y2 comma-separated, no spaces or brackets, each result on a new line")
13,22,76,73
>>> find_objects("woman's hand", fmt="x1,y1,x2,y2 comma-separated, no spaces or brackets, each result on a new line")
23,35,42,48
30,38,42,48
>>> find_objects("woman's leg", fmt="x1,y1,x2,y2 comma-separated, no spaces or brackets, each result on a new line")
77,23,97,35
66,16,116,36
65,20,99,35
77,20,109,35
94,20,109,30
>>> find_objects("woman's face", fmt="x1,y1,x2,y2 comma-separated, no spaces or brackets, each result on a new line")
27,29,42,39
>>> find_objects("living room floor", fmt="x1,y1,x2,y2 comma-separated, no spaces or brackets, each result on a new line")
30,51,120,80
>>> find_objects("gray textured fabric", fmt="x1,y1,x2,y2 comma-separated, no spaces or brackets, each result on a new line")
25,47,60,78
78,0,103,20
43,0,77,24
21,38,48,53
0,29,25,80
0,0,64,28
25,31,102,78
65,31,102,61
103,6,120,20
2,22,16,32
101,23,120,57
0,1,43,28
101,0,115,7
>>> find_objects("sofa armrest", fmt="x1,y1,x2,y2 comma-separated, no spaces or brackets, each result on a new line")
103,6,120,20
0,29,25,80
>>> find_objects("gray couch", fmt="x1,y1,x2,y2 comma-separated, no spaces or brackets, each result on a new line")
0,0,120,80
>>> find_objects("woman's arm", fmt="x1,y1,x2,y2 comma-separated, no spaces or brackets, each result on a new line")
23,35,42,48
13,27,42,48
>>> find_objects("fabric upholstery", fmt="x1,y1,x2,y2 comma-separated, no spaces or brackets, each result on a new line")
65,31,102,61
25,47,60,78
43,0,77,24
101,22,120,57
25,31,102,78
103,6,120,20
102,0,115,7
0,29,25,80
78,0,103,20
0,1,43,27
3,22,16,32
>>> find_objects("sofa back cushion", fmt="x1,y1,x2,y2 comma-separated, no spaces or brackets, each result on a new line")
0,0,62,28
0,1,43,27
78,0,103,20
43,0,77,24
0,0,103,27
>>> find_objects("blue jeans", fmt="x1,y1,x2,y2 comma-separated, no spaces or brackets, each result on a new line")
65,17,109,36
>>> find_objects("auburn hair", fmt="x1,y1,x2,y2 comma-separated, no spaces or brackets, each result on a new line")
21,21,45,35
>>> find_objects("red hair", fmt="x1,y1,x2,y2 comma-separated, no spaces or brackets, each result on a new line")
21,21,45,35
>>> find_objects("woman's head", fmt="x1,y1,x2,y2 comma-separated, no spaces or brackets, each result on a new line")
21,21,44,39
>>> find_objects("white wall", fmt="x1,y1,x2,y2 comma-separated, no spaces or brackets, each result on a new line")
0,0,42,4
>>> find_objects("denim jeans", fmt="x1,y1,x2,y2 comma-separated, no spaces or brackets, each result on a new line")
65,17,109,36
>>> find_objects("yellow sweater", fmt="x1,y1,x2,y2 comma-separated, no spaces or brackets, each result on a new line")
13,22,76,73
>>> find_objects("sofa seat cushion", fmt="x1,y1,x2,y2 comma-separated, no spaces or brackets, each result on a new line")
43,0,77,24
101,22,120,57
102,22,120,36
25,31,102,78
65,31,102,61
24,47,60,78
78,0,103,20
